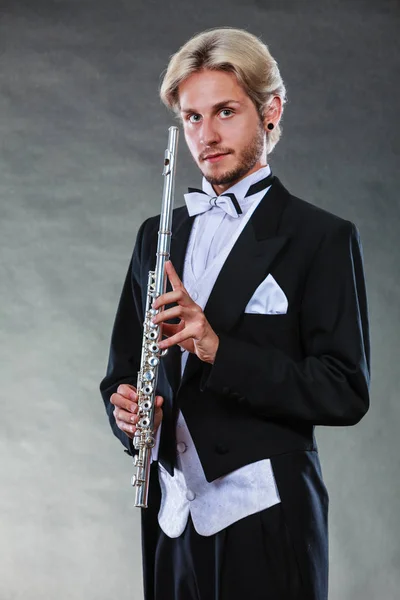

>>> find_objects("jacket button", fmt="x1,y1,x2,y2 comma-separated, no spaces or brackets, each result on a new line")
215,443,229,455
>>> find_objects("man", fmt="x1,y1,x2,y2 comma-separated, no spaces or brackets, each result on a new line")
100,27,370,600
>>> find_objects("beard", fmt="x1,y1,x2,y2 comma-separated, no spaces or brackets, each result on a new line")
201,120,266,186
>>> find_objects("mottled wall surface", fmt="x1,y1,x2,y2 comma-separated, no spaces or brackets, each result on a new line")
0,1,398,598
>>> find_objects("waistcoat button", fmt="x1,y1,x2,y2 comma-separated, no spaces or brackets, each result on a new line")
177,442,187,454
186,490,196,501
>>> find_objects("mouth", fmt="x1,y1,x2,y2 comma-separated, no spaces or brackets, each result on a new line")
203,152,230,163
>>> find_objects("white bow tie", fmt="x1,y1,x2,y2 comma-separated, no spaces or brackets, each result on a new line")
184,189,242,219
184,173,275,219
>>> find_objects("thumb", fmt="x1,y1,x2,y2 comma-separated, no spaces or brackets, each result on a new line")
155,395,164,407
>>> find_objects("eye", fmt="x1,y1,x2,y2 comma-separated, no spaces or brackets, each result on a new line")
187,113,202,124
220,109,233,118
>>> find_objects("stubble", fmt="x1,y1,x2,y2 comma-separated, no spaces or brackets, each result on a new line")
202,120,266,186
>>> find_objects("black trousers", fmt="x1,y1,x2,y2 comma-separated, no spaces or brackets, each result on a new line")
153,504,302,600
141,452,329,600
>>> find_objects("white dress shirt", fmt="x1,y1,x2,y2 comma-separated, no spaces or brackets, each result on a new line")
156,165,282,538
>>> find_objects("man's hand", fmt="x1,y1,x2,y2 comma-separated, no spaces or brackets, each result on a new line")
110,384,164,439
152,261,219,364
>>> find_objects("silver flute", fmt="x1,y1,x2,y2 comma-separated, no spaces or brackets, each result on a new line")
131,126,179,508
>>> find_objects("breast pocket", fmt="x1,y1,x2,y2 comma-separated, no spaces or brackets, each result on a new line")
245,273,288,315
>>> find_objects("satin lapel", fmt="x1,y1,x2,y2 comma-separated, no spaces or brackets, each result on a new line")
161,207,195,394
181,177,291,386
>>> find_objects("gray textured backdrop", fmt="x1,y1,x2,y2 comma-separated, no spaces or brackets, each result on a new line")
0,0,399,599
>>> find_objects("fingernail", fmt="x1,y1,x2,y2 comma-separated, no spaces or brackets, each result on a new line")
129,391,137,401
131,404,137,413
131,415,136,423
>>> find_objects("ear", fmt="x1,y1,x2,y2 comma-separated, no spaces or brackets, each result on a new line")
262,96,283,130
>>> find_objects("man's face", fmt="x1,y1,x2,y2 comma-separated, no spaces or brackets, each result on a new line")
178,69,268,194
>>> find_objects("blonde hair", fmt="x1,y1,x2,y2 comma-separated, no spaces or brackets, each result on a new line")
160,27,287,154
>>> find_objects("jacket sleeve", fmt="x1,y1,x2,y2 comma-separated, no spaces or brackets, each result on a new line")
202,220,371,426
99,218,149,454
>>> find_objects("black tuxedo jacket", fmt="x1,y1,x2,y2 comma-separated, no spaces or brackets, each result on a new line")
100,176,370,597
100,175,370,473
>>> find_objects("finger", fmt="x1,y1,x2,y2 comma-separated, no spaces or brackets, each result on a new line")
114,408,137,437
155,395,164,407
116,398,164,435
153,305,196,325
161,325,194,353
110,392,138,414
158,325,196,350
114,397,164,418
165,260,184,292
114,407,139,425
116,384,137,401
153,289,191,310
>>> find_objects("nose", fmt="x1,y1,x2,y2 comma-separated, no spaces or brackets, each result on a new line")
200,117,221,147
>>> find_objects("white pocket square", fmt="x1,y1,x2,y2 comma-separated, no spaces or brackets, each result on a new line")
245,274,288,314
